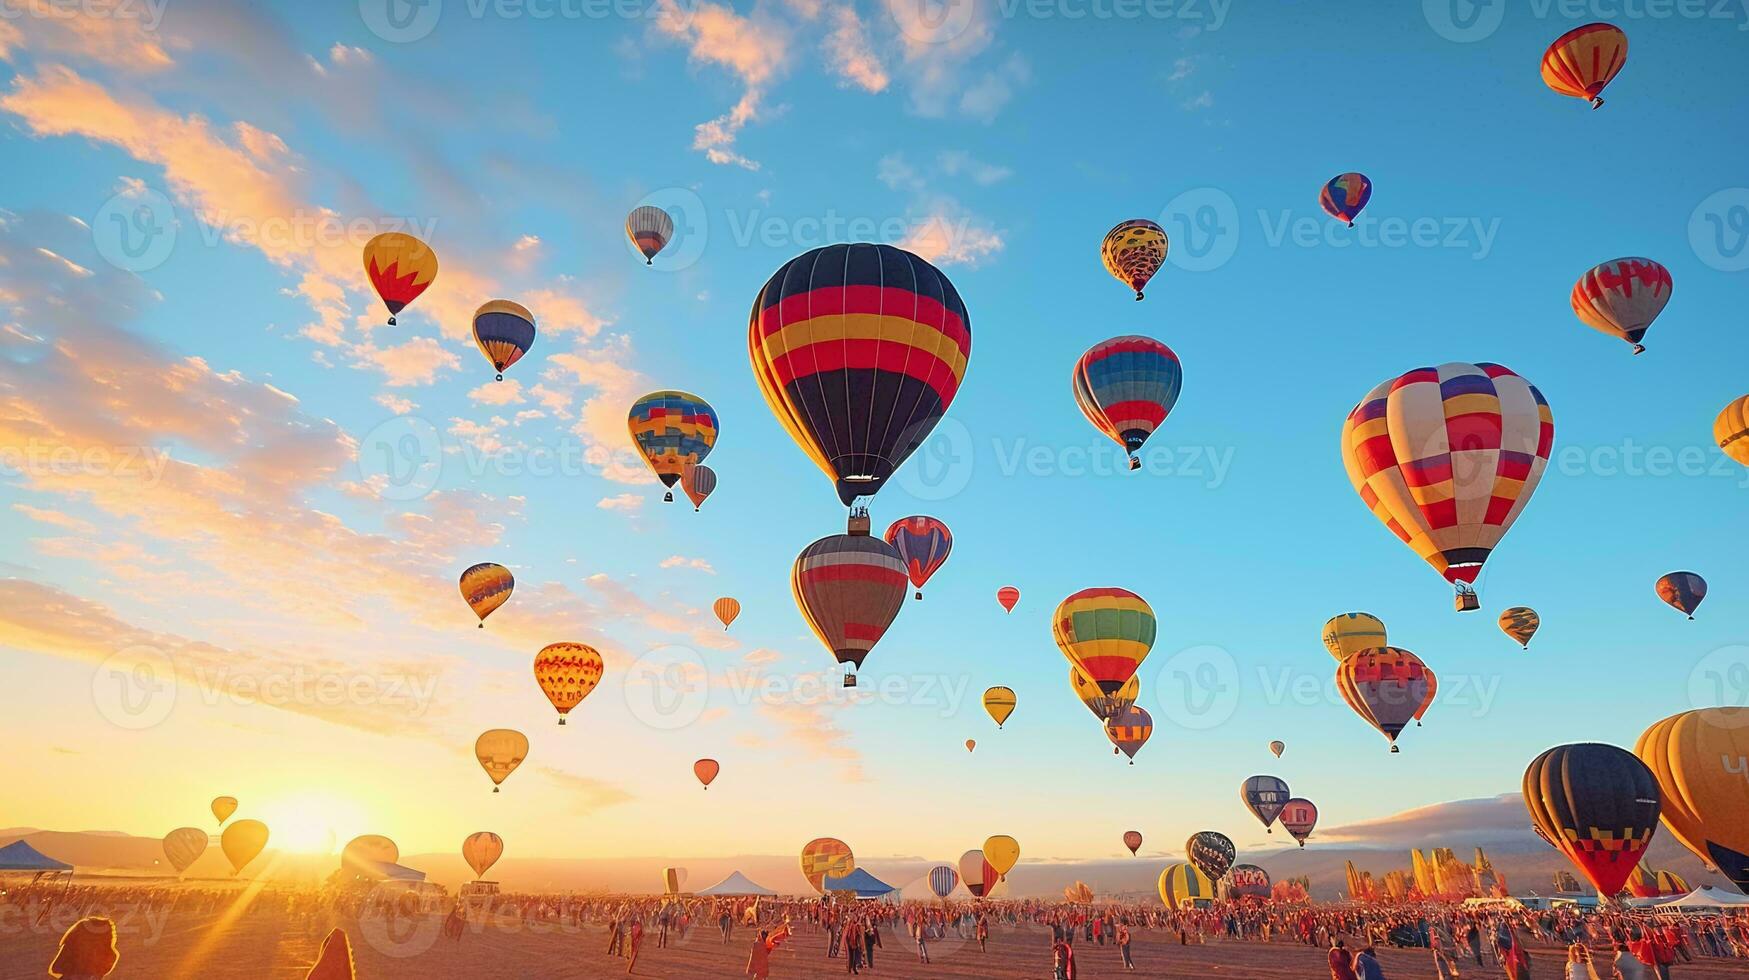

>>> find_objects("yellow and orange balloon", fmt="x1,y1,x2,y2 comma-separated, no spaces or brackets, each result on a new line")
533,643,604,725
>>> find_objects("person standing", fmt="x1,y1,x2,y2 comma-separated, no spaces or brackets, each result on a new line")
1330,939,1360,980
1052,936,1077,980
747,930,773,980
1116,922,1135,972
1355,943,1388,980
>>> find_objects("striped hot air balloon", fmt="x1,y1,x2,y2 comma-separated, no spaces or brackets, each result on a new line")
1340,363,1554,610
1321,612,1386,661
628,391,718,503
1319,172,1372,227
792,526,907,687
1158,862,1216,911
459,562,514,628
884,516,953,599
1714,395,1749,468
1054,588,1156,698
626,205,674,265
958,849,997,898
1072,336,1183,471
1523,742,1661,898
472,300,536,381
927,864,959,899
712,597,741,630
1100,219,1167,301
681,463,718,511
1571,257,1672,354
749,243,970,507
1541,22,1627,109
362,232,437,326
1637,709,1749,891
1071,665,1138,723
1105,704,1153,763
1499,606,1540,648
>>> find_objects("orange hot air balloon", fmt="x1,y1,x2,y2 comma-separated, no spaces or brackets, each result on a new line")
220,819,269,876
1571,258,1672,354
1541,23,1627,109
362,232,437,326
162,828,208,874
1101,219,1167,301
800,838,855,895
462,832,503,880
997,586,1020,612
459,562,513,628
965,739,976,753
1123,831,1143,856
533,643,604,725
713,597,741,630
681,462,717,511
1636,709,1749,890
475,729,528,792
211,796,238,826
694,759,720,789
1337,647,1432,752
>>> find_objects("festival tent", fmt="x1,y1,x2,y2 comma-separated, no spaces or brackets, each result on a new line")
822,868,896,900
1656,886,1749,910
353,860,427,883
696,871,778,896
0,840,73,872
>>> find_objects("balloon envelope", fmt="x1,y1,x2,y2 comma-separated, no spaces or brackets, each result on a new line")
1499,607,1540,648
800,838,855,895
681,463,718,511
1714,395,1749,467
1071,336,1182,469
1101,219,1167,301
1571,257,1671,354
460,563,514,626
1321,612,1386,661
1071,666,1138,722
362,232,437,323
983,835,1020,878
628,390,719,495
220,819,269,875
341,835,398,872
1523,742,1660,897
472,300,536,379
462,831,503,880
694,758,720,788
211,796,237,826
1636,709,1749,891
792,531,907,680
884,516,953,597
533,643,605,724
1104,704,1153,762
1319,172,1372,226
1242,775,1292,830
1280,798,1319,846
626,206,674,263
983,687,1017,728
1541,22,1627,108
1123,831,1143,856
958,849,997,898
162,828,208,874
1337,647,1431,751
713,597,741,629
1656,572,1707,618
1054,588,1155,696
997,587,1019,612
926,864,960,899
475,729,529,791
1158,862,1216,910
1269,740,1286,758
1185,831,1235,882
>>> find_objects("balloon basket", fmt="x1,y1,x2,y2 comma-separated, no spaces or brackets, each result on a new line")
478,623,483,629
1389,745,1400,754
558,717,566,726
493,786,501,793
664,491,674,503
915,591,923,599
1127,456,1140,471
387,316,397,326
495,373,504,382
1632,344,1645,355
843,674,857,689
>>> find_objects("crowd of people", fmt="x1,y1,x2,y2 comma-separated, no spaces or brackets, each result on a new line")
6,877,1749,978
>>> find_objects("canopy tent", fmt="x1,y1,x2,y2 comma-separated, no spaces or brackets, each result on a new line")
822,868,896,900
0,840,72,872
354,859,426,883
1656,886,1749,910
696,871,778,897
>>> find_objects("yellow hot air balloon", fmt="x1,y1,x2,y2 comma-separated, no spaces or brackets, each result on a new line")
460,563,514,628
713,597,741,630
462,831,504,880
533,643,604,725
1321,612,1386,661
362,232,437,327
1070,666,1138,722
1158,862,1216,911
476,729,528,792
1636,709,1749,889
1101,219,1167,301
983,687,1017,729
162,828,208,874
341,835,398,872
983,835,1020,880
1054,588,1156,698
1715,395,1749,468
211,796,237,826
800,838,855,895
1498,607,1540,648
220,819,269,876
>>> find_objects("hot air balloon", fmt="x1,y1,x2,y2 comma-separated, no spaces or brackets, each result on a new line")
459,562,513,628
694,758,720,789
997,586,1020,613
1269,740,1286,758
1319,172,1372,227
1636,709,1749,890
1280,798,1318,847
472,300,536,382
1072,336,1183,471
681,463,718,511
749,243,970,507
1321,612,1386,661
1123,831,1143,856
713,597,741,630
1242,776,1292,832
211,796,238,826
965,739,975,753
958,849,997,898
1185,831,1236,882
663,867,689,895
1499,607,1540,648
462,831,503,880
1337,647,1432,752
1064,881,1094,904
1105,704,1153,763
362,232,437,326
792,525,908,688
533,642,604,725
1523,742,1661,897
162,828,208,874
1158,863,1216,911
628,390,719,503
927,864,959,899
983,835,1020,880
220,819,268,876
1541,23,1627,109
884,516,953,599
1100,219,1167,301
1229,864,1273,900
1571,257,1672,355
475,729,528,792
342,834,398,866
800,838,855,895
983,687,1017,729
1715,395,1749,469
1055,588,1155,700
626,205,674,265
1071,666,1139,722
1656,572,1707,619
1340,363,1553,610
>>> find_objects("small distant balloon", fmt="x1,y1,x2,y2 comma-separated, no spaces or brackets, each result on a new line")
713,597,741,630
1656,572,1707,619
694,758,720,789
1498,607,1540,648
220,819,269,876
1541,22,1627,109
884,516,953,600
626,205,674,265
997,587,1020,613
162,828,208,874
1100,219,1167,301
459,563,513,628
476,729,528,792
965,739,975,753
211,796,238,826
533,643,605,725
462,831,503,880
472,300,536,382
1269,740,1285,758
1319,172,1372,227
629,390,719,503
983,835,1020,880
681,463,718,511
1571,257,1671,354
983,687,1017,729
1123,830,1143,856
1714,395,1749,468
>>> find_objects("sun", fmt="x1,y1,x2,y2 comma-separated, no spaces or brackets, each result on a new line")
254,793,368,855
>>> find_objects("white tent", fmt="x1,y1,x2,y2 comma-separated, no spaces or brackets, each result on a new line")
696,871,778,896
1655,886,1749,910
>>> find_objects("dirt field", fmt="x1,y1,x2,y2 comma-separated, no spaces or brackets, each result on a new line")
6,907,1749,980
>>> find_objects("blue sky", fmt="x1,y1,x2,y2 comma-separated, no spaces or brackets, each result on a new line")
1,0,1747,864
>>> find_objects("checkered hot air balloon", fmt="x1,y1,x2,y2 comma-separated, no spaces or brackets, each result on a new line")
628,391,718,503
1340,362,1554,610
1336,647,1432,753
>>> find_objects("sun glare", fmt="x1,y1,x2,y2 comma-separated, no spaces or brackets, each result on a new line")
254,793,366,855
